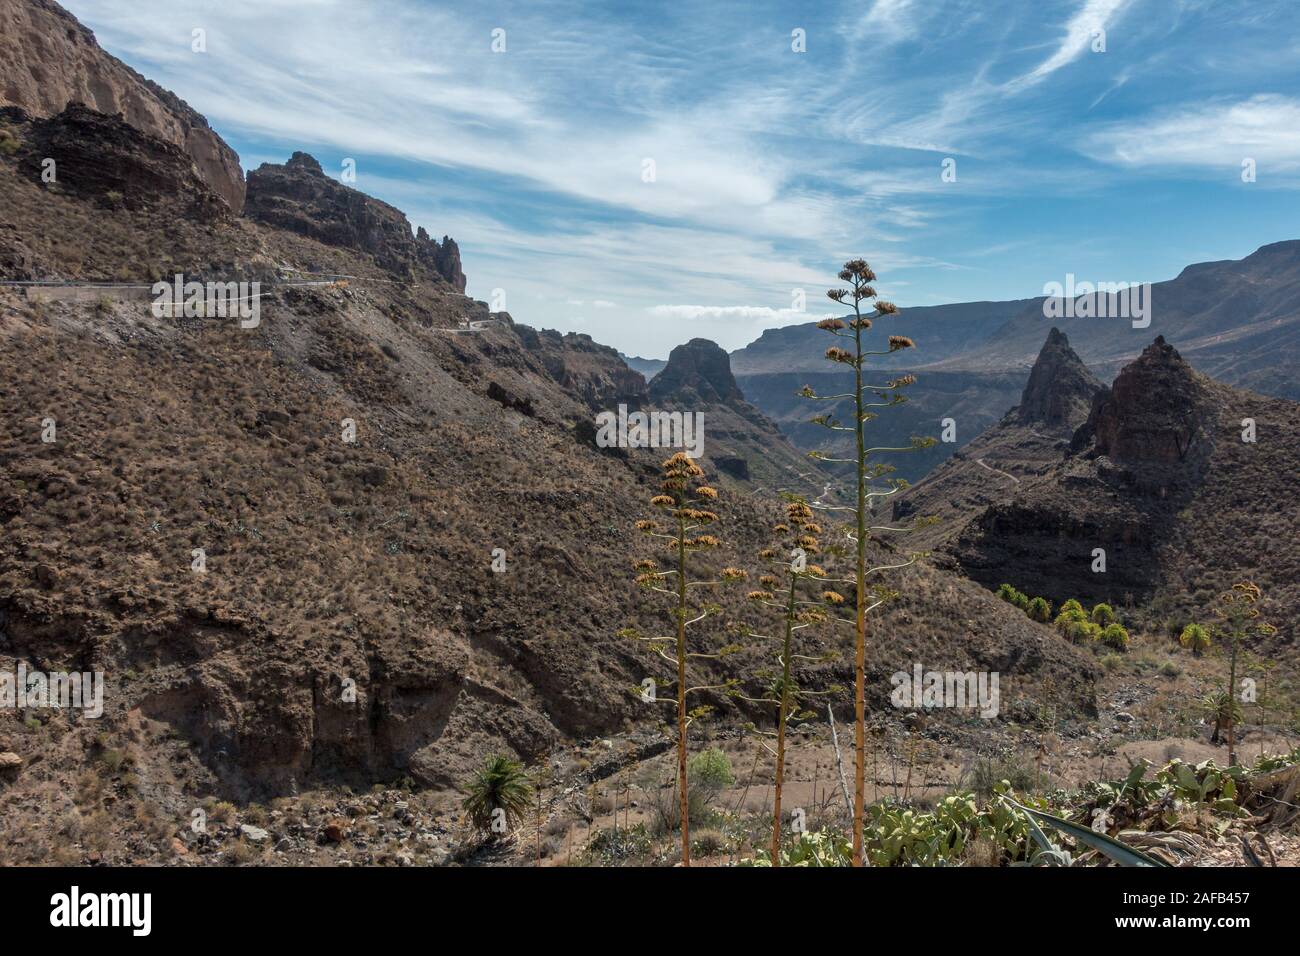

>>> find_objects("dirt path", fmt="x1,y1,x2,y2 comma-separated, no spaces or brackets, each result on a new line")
975,458,1020,484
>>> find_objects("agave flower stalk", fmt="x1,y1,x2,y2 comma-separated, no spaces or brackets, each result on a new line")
1212,582,1275,766
738,497,840,865
801,260,937,866
624,452,745,865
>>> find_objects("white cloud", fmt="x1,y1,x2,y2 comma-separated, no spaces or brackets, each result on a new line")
1003,0,1134,93
647,305,836,321
1084,94,1300,170
841,0,925,44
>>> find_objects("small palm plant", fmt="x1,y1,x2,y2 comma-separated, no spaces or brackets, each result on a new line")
802,259,936,866
625,452,745,865
464,754,534,838
1179,622,1211,657
740,496,841,865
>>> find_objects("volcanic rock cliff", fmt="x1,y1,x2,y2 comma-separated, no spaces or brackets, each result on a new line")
648,337,746,406
648,338,823,487
895,328,1104,548
1069,335,1213,469
245,152,465,289
949,337,1300,630
1017,327,1104,432
1,103,229,227
0,0,246,213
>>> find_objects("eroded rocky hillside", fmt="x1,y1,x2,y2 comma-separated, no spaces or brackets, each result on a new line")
0,80,1099,863
944,337,1300,639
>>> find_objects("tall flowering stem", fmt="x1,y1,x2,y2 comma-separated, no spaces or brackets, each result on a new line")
802,260,936,866
1213,582,1275,767
625,453,744,866
739,497,841,865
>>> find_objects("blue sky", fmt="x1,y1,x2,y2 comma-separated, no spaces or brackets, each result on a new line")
65,0,1300,357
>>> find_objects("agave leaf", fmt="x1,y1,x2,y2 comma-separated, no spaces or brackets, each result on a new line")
1006,799,1171,868
1016,800,1058,855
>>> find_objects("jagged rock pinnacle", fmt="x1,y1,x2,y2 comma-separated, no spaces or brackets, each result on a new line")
1017,327,1103,430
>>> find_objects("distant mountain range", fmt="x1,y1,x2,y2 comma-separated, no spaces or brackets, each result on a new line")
728,242,1300,481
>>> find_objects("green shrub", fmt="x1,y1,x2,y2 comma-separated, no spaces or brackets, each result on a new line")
1091,603,1117,627
1026,596,1052,622
996,584,1029,609
1179,623,1211,657
1100,652,1123,670
689,747,734,794
648,750,733,837
1158,660,1181,678
1054,606,1088,639
1099,623,1130,651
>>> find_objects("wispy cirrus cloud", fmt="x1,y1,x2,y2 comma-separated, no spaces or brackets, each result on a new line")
1083,94,1300,173
59,0,1300,356
1001,0,1135,93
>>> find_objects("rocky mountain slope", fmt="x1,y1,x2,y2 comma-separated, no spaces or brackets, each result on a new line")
645,338,823,490
0,73,1098,865
895,328,1103,549
944,337,1300,638
0,0,245,213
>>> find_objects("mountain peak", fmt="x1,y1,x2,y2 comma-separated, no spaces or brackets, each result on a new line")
1016,327,1102,430
1072,335,1208,466
285,151,325,176
647,338,744,406
245,153,465,290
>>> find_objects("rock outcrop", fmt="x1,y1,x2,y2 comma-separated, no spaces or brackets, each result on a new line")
647,337,825,488
2,103,229,222
893,327,1101,549
514,327,647,412
0,0,246,213
1070,336,1211,467
945,336,1300,623
1017,327,1103,431
245,152,466,290
648,338,745,406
